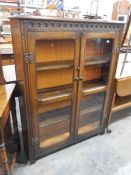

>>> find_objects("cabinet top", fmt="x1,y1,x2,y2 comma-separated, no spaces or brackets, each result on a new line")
9,15,124,24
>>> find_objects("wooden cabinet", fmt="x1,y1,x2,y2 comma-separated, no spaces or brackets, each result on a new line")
10,16,124,162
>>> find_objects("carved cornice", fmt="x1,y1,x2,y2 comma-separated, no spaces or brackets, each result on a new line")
25,20,123,32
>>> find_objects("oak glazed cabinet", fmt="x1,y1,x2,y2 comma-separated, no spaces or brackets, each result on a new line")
10,16,124,162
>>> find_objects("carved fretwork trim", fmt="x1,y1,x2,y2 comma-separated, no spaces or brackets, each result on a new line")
25,20,123,32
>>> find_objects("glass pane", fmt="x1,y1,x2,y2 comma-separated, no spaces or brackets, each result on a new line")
83,38,113,87
35,38,75,148
39,104,72,148
83,63,110,87
78,92,105,135
84,38,113,62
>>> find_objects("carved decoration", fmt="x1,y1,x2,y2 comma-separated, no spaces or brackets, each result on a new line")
25,20,123,32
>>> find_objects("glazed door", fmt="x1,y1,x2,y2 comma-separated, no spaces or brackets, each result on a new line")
75,32,119,138
27,32,80,157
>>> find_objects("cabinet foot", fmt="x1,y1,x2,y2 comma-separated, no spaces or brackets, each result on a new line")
4,173,10,175
106,128,112,133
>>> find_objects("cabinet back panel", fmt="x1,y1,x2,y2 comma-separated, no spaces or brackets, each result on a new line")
37,69,73,89
84,39,104,58
83,66,101,81
35,39,75,62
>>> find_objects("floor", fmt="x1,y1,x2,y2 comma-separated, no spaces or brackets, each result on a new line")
14,108,131,175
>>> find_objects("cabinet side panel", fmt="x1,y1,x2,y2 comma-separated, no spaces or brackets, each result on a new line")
10,19,30,161
10,19,24,81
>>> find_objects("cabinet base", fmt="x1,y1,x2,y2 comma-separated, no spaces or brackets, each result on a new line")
33,127,104,162
106,128,112,133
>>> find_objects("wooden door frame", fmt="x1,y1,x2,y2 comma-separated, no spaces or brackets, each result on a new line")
74,31,120,138
27,31,80,156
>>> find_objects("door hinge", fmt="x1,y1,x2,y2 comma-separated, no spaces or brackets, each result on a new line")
32,137,39,146
114,47,120,55
24,52,34,64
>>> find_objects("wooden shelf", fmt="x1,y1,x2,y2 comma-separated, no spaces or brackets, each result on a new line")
38,89,72,113
39,100,71,114
36,63,73,71
82,83,106,96
39,113,70,127
80,104,102,116
38,89,72,104
78,121,99,135
40,132,70,148
36,60,73,66
84,57,110,66
38,93,72,104
113,95,131,112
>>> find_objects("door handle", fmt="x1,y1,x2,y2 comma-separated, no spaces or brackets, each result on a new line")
79,76,84,80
